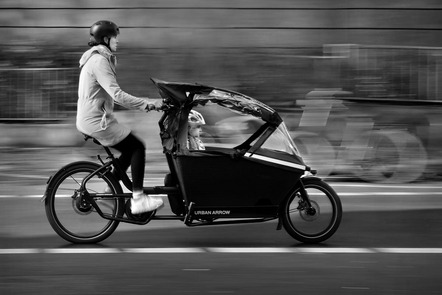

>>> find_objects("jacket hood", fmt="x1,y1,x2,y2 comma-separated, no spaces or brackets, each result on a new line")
79,45,115,68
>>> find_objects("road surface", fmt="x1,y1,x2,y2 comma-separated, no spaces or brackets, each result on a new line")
1,182,442,294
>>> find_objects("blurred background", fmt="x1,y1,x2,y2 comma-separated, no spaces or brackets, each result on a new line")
1,0,442,192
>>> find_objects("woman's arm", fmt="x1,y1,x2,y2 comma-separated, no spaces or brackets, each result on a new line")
93,55,148,110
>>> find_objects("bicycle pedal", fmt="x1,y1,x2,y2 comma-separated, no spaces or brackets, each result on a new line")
124,199,155,222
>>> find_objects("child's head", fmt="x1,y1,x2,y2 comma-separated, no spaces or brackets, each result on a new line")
188,110,205,138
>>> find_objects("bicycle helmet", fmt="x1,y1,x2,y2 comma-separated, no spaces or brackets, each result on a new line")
88,20,120,47
188,110,205,126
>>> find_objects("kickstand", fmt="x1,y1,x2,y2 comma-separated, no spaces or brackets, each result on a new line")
184,202,195,225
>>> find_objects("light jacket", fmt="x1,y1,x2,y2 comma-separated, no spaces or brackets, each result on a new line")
76,45,148,146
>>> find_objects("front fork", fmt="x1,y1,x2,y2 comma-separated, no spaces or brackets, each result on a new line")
297,179,317,215
276,178,316,230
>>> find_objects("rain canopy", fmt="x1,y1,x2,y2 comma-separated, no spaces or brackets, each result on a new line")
151,78,285,153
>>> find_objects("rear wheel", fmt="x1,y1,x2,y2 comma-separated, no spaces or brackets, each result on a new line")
44,161,124,244
281,177,342,243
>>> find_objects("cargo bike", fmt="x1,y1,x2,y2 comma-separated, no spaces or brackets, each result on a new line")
42,78,342,244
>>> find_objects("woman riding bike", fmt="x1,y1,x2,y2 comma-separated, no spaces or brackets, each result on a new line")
76,20,163,214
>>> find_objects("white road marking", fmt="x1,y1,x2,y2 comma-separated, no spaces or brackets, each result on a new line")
338,192,442,196
0,248,442,255
3,191,442,199
209,247,294,253
122,247,203,253
0,248,41,254
374,248,442,254
331,183,442,189
2,182,442,198
43,248,121,254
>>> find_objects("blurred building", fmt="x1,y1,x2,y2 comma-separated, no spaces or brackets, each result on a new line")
0,0,442,182
0,0,441,121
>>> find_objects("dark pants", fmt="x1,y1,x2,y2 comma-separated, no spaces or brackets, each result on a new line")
111,133,146,191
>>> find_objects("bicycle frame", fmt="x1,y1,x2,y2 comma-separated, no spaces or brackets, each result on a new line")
76,138,181,224
42,113,317,228
42,79,342,244
78,134,293,227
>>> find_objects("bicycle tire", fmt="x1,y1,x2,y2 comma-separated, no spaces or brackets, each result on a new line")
44,161,124,244
281,177,342,244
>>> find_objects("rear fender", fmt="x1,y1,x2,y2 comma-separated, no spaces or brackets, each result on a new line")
40,161,101,203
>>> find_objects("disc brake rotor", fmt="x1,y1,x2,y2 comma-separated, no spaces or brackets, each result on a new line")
72,191,93,215
299,200,320,221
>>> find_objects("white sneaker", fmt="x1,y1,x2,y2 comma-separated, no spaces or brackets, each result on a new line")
131,194,164,214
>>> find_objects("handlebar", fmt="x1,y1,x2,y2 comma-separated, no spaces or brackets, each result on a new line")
159,98,176,112
159,103,172,112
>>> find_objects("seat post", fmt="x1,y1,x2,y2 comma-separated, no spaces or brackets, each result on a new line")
102,146,115,159
83,133,133,190
84,134,115,158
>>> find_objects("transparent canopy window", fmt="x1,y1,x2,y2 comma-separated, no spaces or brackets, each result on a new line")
195,103,301,157
261,122,301,157
195,103,261,149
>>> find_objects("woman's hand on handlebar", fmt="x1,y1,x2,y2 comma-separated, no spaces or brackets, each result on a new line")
145,99,164,112
144,98,174,112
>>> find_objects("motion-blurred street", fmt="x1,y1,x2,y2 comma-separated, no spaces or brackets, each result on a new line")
2,1,442,294
1,131,442,294
1,180,442,294
1,136,442,294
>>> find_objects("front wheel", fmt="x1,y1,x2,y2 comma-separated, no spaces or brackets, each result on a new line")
281,177,342,244
44,161,124,244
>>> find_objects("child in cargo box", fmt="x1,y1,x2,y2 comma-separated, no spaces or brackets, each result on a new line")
187,110,206,150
